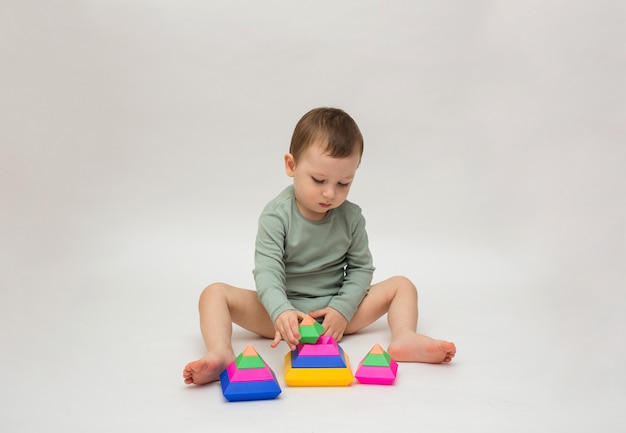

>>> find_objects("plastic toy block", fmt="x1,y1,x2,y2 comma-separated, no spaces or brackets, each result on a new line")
220,370,282,402
354,363,398,385
226,360,274,382
296,335,341,356
291,346,347,368
369,343,386,355
284,352,354,386
242,345,258,357
300,314,317,326
235,345,266,369
219,345,282,401
299,327,322,344
362,351,392,367
354,344,398,385
361,343,392,366
299,314,324,344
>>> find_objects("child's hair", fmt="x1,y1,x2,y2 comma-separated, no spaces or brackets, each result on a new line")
289,107,363,162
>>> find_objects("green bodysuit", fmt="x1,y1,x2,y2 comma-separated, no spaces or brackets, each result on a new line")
253,185,375,323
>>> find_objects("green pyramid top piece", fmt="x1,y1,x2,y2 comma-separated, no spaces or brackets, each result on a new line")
299,314,324,344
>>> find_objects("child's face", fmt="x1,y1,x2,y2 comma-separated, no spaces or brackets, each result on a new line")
285,142,360,221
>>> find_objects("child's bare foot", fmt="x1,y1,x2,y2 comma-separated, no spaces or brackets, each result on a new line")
388,333,456,364
183,351,235,385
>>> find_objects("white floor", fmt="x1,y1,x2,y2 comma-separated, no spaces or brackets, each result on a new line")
1,1,625,432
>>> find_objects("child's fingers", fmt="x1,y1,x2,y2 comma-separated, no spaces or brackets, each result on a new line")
308,309,325,319
290,315,302,340
283,317,300,348
270,330,282,348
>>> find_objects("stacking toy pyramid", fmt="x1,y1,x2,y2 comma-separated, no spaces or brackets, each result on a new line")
355,343,398,385
219,345,282,401
284,315,354,386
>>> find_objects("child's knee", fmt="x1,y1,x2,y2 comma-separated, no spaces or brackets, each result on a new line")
199,282,228,302
391,275,417,295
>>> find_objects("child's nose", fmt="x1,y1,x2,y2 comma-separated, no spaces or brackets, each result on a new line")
323,187,336,200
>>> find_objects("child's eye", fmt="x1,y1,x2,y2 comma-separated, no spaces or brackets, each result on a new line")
338,182,350,188
312,177,325,184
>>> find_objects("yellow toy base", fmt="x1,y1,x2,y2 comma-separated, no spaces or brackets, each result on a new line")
283,352,354,386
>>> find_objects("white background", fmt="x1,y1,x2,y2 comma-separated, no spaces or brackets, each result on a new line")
1,1,624,432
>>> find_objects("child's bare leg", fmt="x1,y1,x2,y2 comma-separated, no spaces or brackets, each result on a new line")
346,276,456,363
384,277,456,363
182,283,275,385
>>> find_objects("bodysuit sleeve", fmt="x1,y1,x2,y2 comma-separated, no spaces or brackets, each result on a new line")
253,208,295,323
327,211,374,321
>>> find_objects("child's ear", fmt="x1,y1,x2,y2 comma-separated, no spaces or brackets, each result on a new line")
284,153,296,177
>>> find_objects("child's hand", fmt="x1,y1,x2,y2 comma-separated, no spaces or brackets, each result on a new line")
309,307,348,342
271,310,305,351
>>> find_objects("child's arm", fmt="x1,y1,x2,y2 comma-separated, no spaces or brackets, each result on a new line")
310,211,374,340
326,212,375,320
255,215,305,349
253,210,298,325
